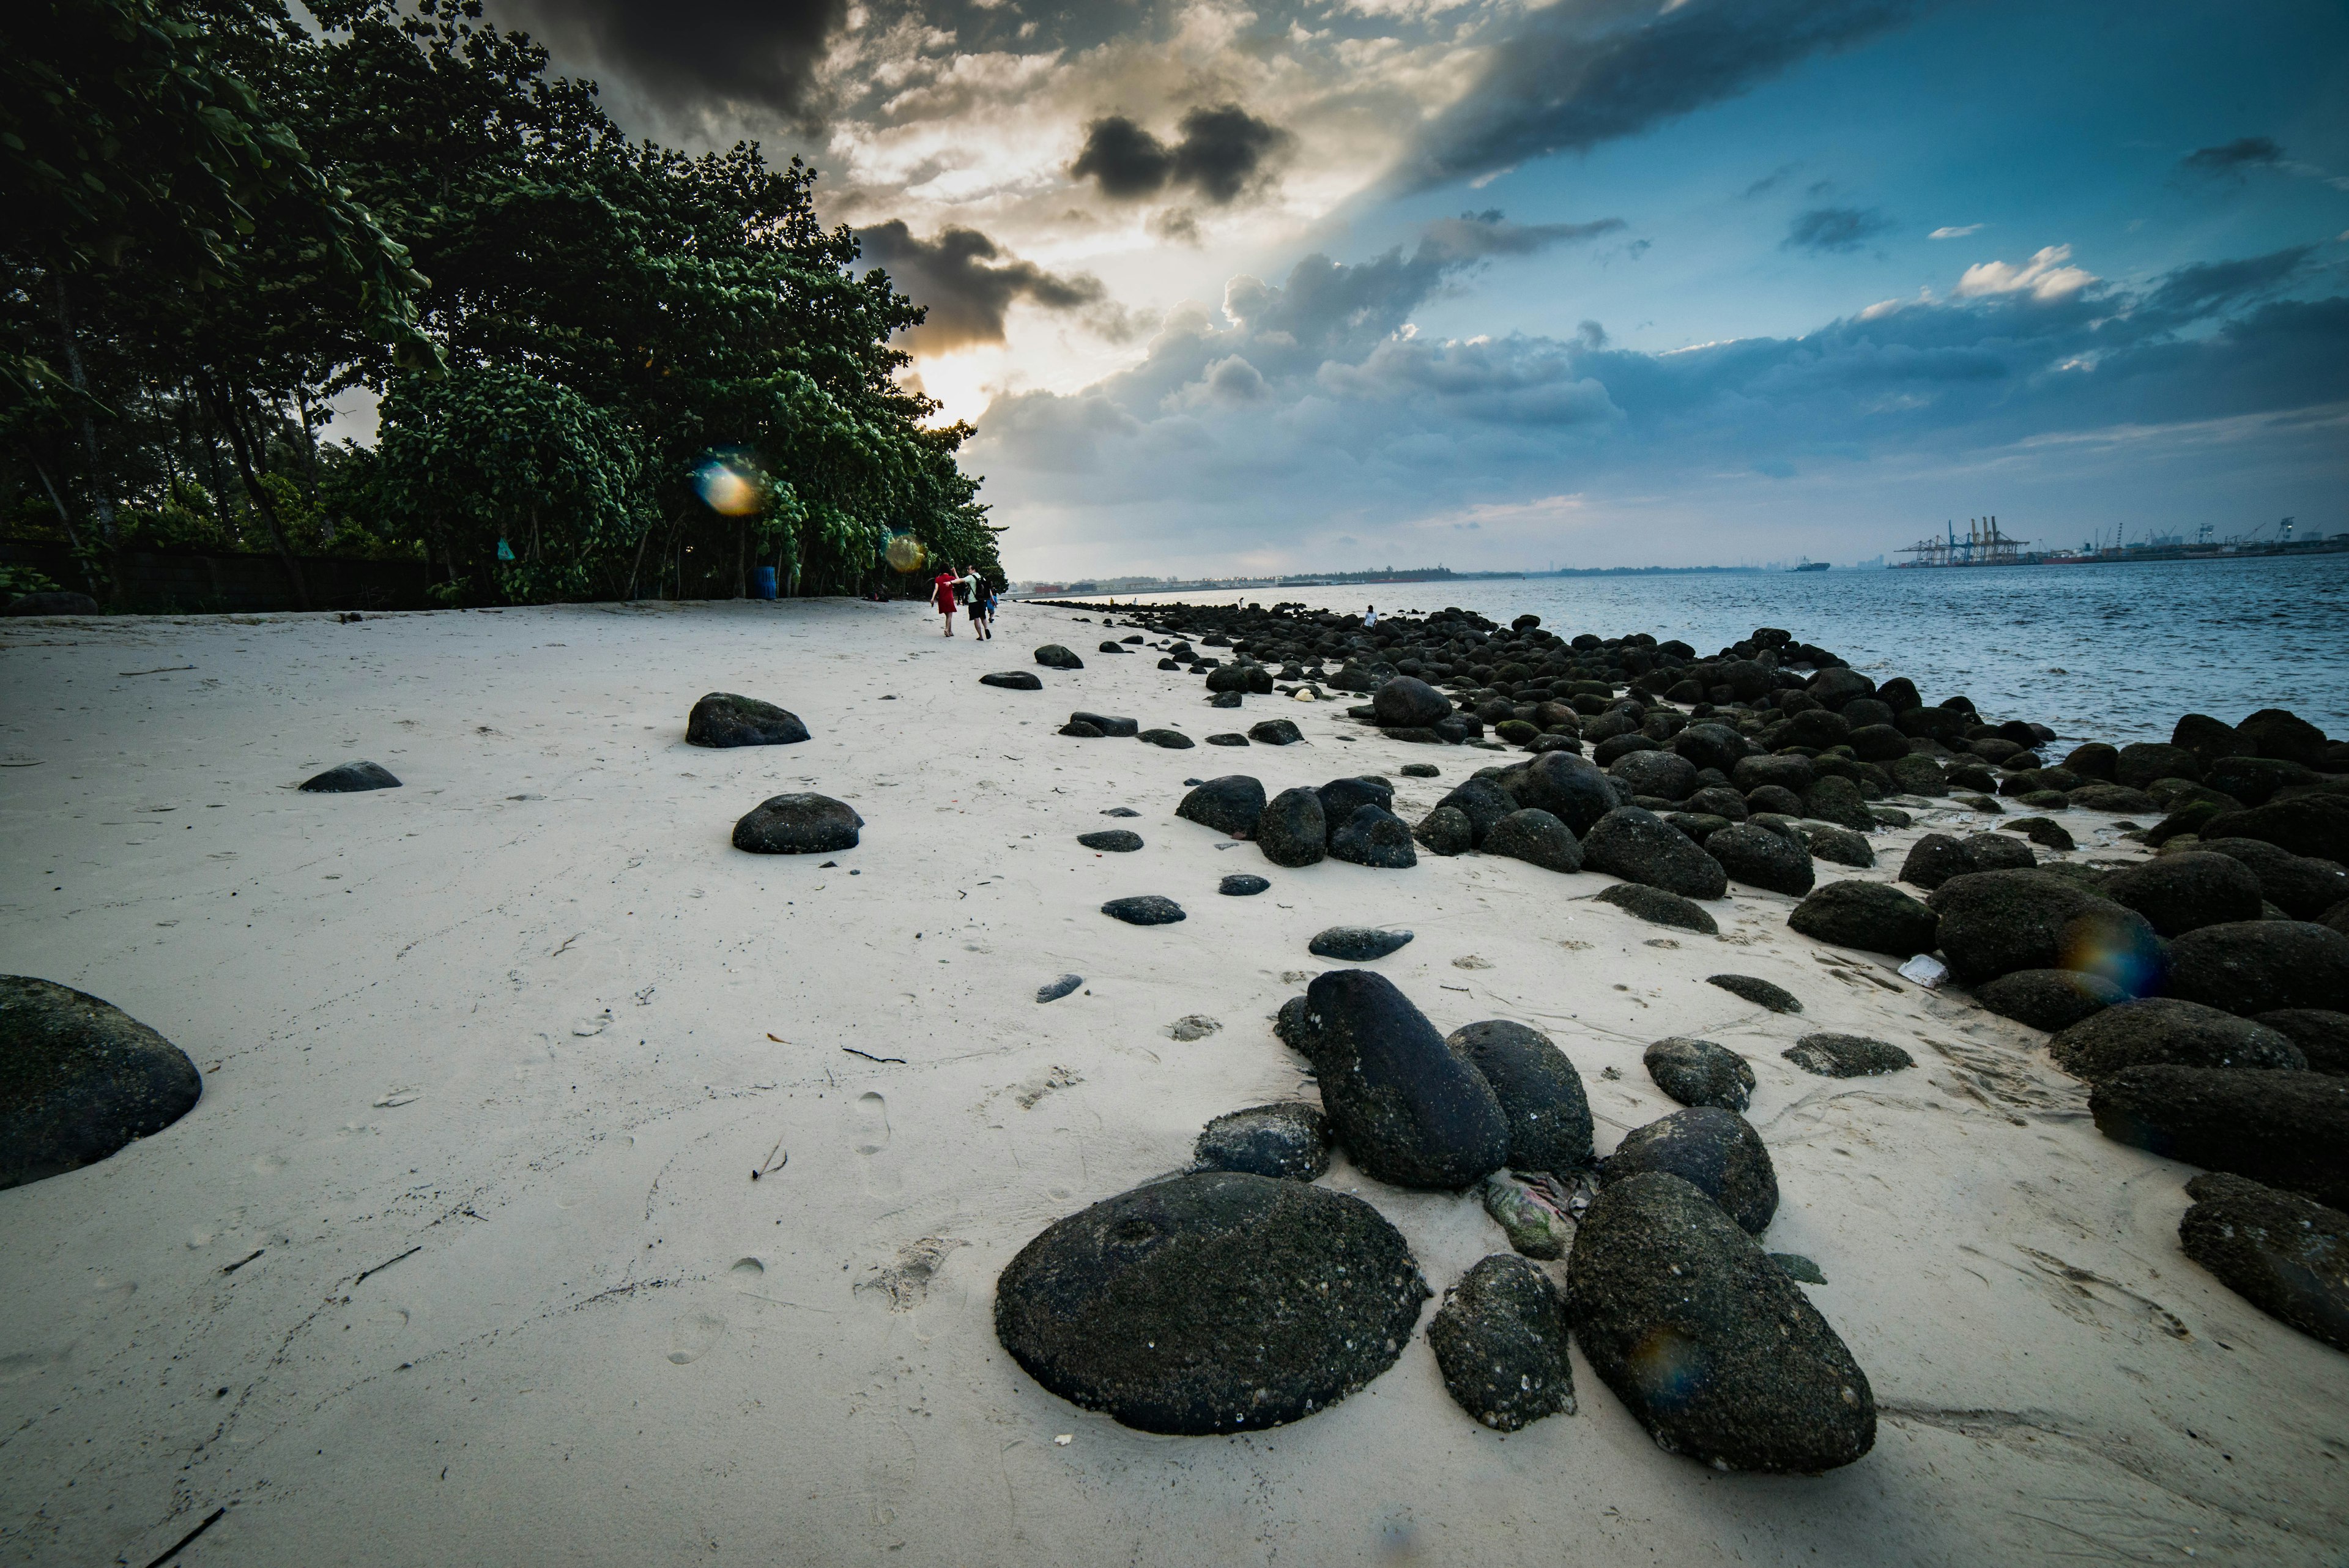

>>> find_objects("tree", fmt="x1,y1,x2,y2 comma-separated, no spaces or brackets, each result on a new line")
2,0,437,602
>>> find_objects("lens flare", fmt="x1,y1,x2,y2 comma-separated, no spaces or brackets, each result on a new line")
695,458,763,517
2059,910,2165,997
885,533,928,574
1627,1325,1707,1413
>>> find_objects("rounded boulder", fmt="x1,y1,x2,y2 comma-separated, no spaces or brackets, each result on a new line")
733,793,861,853
2,976,203,1188
994,1172,1429,1433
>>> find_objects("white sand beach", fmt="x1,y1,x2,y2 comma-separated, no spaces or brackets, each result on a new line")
2,598,2344,1567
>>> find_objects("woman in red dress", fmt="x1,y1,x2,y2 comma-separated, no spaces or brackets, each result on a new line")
932,568,959,635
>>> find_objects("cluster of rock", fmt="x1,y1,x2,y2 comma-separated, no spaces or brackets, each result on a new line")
1737,705,2347,1351
995,966,1879,1468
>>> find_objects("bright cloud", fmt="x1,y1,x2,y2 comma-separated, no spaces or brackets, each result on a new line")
1929,223,1983,238
1953,243,2099,302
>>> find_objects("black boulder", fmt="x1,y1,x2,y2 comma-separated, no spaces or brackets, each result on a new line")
1,976,203,1188
1304,970,1510,1189
993,1172,1428,1433
686,692,809,748
733,793,862,853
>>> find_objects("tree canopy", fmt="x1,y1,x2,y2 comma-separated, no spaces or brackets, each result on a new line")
1,0,1000,607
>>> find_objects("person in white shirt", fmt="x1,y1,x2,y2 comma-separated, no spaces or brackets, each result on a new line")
1364,604,1378,626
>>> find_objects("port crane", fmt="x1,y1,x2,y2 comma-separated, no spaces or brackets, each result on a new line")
1896,516,2028,567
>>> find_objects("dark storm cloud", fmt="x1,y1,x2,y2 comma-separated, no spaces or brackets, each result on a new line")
489,0,847,127
1420,212,1627,259
2139,245,2314,324
1783,206,1893,254
2175,136,2287,180
855,221,1108,351
1070,105,1294,204
1404,0,1921,188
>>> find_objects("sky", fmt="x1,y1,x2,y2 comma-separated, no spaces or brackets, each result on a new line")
473,0,2349,578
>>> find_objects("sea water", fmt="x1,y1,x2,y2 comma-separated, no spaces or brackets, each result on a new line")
1079,554,2349,746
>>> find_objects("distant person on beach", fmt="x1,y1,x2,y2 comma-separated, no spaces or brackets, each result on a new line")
932,568,959,635
1365,604,1378,626
970,578,996,640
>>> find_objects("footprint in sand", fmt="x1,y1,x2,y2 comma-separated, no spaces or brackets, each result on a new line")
853,1091,890,1156
853,1091,901,1195
667,1311,727,1365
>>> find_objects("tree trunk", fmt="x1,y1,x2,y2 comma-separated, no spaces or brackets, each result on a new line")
48,277,118,554
201,377,311,611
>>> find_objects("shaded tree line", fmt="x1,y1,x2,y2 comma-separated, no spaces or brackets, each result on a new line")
2,0,1001,609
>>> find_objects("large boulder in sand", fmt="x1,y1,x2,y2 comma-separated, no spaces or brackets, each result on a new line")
1927,869,2162,988
1611,749,1699,803
2253,1010,2349,1076
2,976,203,1188
993,1171,1428,1433
1372,677,1452,729
1255,787,1327,868
1976,969,2127,1032
2048,998,2304,1082
2178,1172,2349,1352
2091,1065,2349,1209
1034,644,1085,670
1328,804,1418,869
1177,775,1266,839
1445,1019,1592,1172
1568,1172,1876,1473
2200,796,2349,866
1305,970,1508,1189
2197,839,2349,922
1499,751,1617,836
1595,883,1718,934
2164,921,2349,1016
1787,880,1939,957
1601,1107,1777,1233
1482,809,1583,873
1436,779,1517,846
1899,831,2032,890
1643,1038,1754,1112
732,793,861,853
1427,1255,1575,1432
1783,1034,1913,1078
300,760,401,792
1192,1103,1330,1181
2101,852,2264,937
1583,808,1727,901
1706,823,1814,896
686,692,809,748
1317,776,1395,829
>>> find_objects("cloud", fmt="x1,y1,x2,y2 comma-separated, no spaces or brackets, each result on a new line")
1928,223,1983,239
853,221,1110,351
1071,105,1294,204
1953,243,2098,302
1741,163,1799,198
486,0,847,130
1419,210,1628,261
1403,0,1923,187
970,239,2349,571
2176,136,2286,180
2138,245,2314,324
1784,206,1893,254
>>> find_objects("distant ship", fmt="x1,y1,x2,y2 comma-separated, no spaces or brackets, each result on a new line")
1791,559,1830,572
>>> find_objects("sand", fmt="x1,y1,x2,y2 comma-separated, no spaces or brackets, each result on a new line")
1,598,2343,1567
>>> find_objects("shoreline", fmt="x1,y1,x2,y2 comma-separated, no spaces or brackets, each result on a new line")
3,597,2345,1567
